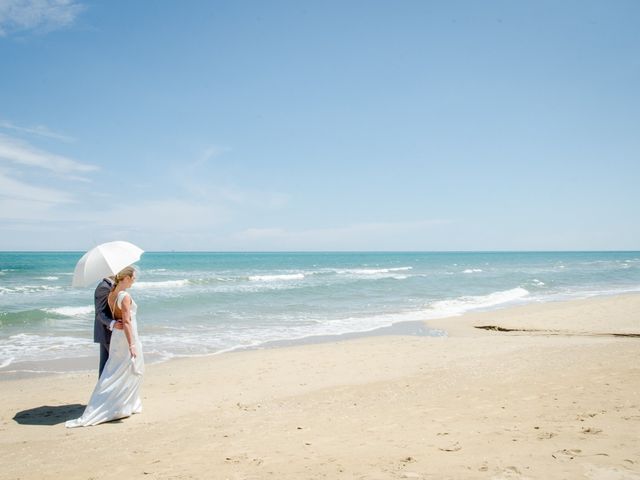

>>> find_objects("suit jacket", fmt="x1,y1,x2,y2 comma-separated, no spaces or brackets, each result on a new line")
94,278,114,345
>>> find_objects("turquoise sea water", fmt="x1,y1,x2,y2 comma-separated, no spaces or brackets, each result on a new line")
1,251,639,374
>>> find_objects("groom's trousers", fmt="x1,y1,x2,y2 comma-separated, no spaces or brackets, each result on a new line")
99,342,110,377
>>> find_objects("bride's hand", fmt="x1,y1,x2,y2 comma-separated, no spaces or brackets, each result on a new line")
129,344,137,358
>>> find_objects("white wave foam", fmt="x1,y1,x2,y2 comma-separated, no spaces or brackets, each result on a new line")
133,280,190,290
532,279,545,286
0,356,14,369
337,267,412,275
249,274,305,282
0,334,94,365
532,285,640,302
428,287,530,317
37,276,59,281
0,285,61,294
140,310,434,358
43,305,94,317
463,268,483,273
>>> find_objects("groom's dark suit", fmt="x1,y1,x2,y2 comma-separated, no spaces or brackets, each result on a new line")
94,277,115,377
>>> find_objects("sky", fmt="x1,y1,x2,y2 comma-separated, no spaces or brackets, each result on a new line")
0,0,638,251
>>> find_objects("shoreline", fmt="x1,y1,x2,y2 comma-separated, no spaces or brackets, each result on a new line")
1,293,639,478
1,291,638,380
0,320,442,381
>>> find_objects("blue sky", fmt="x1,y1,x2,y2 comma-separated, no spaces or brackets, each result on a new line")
0,0,638,251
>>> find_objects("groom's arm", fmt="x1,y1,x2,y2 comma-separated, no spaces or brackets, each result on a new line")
94,281,116,330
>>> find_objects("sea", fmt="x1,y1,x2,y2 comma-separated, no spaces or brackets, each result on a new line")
1,251,639,376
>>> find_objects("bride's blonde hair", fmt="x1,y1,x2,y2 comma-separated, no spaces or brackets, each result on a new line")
113,266,136,288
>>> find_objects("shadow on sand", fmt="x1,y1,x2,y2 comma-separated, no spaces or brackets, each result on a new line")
13,404,86,426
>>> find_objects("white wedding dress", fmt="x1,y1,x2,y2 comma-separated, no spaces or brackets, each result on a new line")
66,291,144,427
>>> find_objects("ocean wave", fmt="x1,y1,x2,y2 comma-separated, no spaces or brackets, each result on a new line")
42,305,93,317
533,284,640,302
138,310,435,358
133,280,190,290
1,310,50,325
336,267,413,275
327,267,414,281
0,333,94,366
37,276,59,281
0,307,92,326
463,268,483,273
249,273,305,282
0,285,62,294
427,287,530,317
0,356,14,369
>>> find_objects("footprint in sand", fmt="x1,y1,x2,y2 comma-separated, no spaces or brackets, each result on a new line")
577,412,599,421
552,448,582,460
224,453,249,464
492,466,528,479
581,427,603,434
438,442,461,452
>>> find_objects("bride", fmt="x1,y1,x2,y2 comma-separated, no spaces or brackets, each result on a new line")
66,266,145,427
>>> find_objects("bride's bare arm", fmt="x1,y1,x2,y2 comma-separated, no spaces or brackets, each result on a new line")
120,295,137,358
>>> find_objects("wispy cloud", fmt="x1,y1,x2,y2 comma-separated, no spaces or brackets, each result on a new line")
0,120,75,142
0,0,85,37
0,167,75,226
189,145,230,169
0,132,97,226
179,145,290,210
0,168,72,204
0,133,97,174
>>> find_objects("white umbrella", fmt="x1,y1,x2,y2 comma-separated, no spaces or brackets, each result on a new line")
72,241,144,287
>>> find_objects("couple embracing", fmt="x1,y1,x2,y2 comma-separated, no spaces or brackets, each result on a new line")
66,266,144,428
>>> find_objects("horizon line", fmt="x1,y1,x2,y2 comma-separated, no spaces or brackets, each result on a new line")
1,249,639,254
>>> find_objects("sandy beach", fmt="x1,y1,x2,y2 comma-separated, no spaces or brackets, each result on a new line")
1,294,639,480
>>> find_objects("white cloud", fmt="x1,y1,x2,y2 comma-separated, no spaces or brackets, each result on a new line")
0,133,97,175
0,195,231,250
178,146,290,210
0,133,97,227
0,168,74,225
0,0,85,36
0,120,75,142
189,145,230,169
0,140,297,249
0,169,73,204
0,197,61,221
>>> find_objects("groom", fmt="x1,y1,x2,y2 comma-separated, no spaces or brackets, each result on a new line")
94,276,122,376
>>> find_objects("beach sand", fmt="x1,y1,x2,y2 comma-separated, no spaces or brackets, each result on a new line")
1,294,639,479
